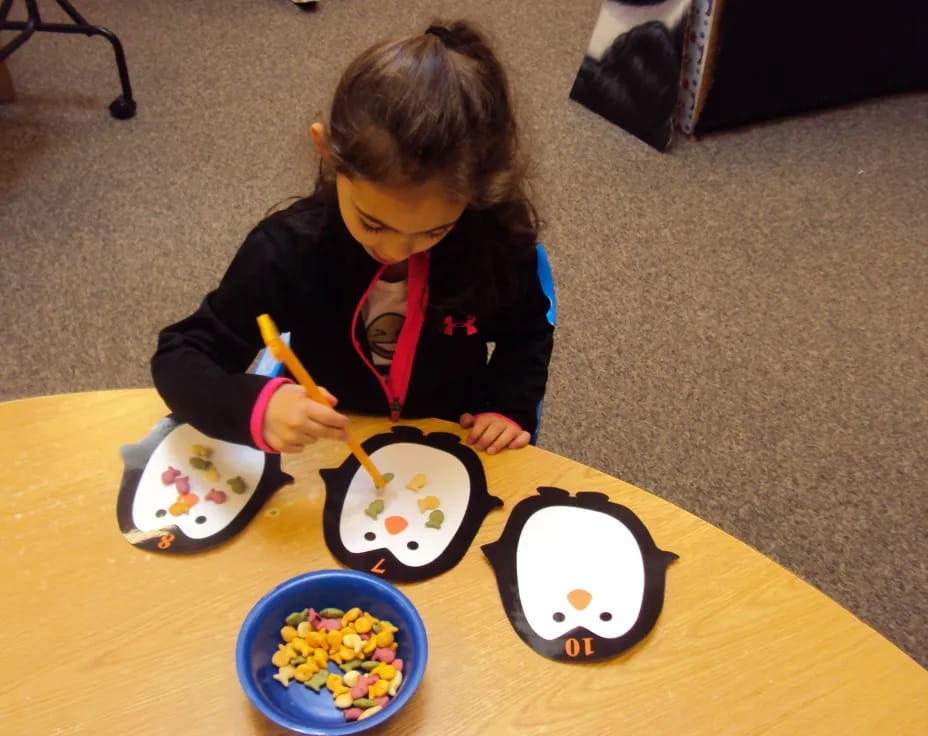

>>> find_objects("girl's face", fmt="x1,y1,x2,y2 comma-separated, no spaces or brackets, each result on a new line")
334,174,466,265
311,122,466,266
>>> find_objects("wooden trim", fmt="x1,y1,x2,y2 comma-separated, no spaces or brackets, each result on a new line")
0,60,14,103
691,0,726,135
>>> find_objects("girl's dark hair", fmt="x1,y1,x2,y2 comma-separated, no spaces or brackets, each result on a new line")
314,20,540,316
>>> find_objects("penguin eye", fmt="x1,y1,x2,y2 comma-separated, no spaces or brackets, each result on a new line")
552,612,565,622
406,541,419,550
195,516,206,524
364,532,376,541
155,509,166,518
599,612,612,621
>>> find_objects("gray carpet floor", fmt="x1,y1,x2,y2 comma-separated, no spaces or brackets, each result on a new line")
2,0,925,668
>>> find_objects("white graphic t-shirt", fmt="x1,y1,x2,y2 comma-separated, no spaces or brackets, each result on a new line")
362,279,407,371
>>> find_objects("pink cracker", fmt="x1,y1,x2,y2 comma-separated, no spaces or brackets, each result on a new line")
349,682,367,700
315,618,341,631
372,647,395,663
161,466,180,485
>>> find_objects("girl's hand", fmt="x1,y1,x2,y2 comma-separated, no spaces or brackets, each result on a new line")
459,413,531,454
263,383,350,453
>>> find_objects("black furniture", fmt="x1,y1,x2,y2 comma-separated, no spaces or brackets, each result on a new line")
696,0,928,134
0,0,135,119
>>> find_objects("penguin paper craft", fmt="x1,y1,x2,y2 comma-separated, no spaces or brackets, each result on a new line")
117,417,292,554
321,426,501,583
483,487,677,662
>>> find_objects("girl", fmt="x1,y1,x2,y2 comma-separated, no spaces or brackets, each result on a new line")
151,20,554,456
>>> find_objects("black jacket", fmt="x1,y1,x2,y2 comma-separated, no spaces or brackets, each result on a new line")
151,196,554,448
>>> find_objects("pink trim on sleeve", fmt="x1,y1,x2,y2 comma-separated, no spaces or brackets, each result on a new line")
250,377,293,453
477,412,523,433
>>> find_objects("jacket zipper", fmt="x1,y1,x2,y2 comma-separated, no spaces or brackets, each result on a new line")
350,254,430,422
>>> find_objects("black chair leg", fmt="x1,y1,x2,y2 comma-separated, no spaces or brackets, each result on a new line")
53,0,134,118
0,0,137,119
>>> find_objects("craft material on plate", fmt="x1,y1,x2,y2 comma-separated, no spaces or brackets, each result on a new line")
321,426,501,583
117,417,292,554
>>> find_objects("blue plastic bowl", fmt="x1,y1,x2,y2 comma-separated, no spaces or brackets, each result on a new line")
236,570,428,735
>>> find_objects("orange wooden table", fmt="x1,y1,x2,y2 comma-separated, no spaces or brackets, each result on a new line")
1,389,926,735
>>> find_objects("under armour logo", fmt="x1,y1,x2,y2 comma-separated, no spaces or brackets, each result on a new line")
443,315,477,336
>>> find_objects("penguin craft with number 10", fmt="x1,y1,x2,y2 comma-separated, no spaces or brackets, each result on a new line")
483,487,678,662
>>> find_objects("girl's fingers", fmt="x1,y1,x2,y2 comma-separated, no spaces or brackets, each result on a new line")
304,418,349,442
469,416,530,454
473,421,505,451
459,412,476,429
266,427,308,454
295,431,320,446
486,424,519,455
319,385,339,407
304,401,349,430
467,415,492,445
302,401,349,441
271,436,305,454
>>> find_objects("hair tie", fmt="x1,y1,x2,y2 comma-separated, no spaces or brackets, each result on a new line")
426,25,454,47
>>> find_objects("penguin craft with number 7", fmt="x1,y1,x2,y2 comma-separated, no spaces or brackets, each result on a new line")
321,426,502,583
483,487,678,662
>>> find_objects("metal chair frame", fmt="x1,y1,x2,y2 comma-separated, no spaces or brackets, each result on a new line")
0,0,136,118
